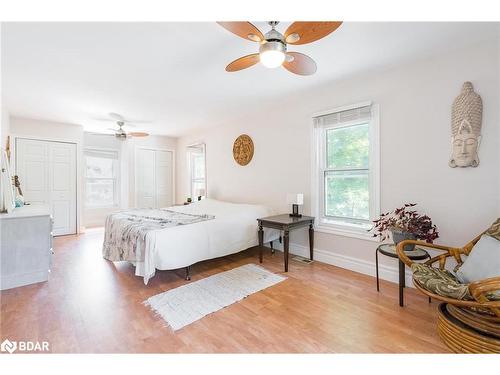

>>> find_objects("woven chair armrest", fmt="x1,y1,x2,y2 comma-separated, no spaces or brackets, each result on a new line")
469,277,500,301
396,240,457,267
469,277,500,317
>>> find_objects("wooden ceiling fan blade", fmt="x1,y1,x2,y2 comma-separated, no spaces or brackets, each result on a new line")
285,21,342,45
282,52,317,76
217,22,264,42
108,112,125,121
225,53,260,72
128,132,149,138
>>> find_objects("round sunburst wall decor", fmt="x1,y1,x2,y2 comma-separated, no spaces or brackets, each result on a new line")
233,134,254,166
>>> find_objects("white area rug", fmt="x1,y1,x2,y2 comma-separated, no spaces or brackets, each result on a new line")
144,263,286,330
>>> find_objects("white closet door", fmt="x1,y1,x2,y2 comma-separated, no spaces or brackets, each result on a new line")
16,139,48,205
16,138,77,236
48,142,77,235
136,148,173,208
136,148,156,208
156,150,173,208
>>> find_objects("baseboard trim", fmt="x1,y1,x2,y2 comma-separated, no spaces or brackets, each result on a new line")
270,241,414,287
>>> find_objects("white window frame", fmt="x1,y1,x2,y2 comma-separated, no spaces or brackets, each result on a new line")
84,147,120,209
311,102,380,241
187,143,207,200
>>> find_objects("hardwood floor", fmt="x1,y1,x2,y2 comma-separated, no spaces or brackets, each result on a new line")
0,228,449,353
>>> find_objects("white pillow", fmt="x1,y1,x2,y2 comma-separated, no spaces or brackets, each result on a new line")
455,235,500,283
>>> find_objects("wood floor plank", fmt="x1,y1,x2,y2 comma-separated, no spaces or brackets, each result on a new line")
0,228,449,353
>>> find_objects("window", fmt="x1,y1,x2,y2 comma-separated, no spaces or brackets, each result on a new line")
84,149,119,208
312,102,379,239
187,144,206,199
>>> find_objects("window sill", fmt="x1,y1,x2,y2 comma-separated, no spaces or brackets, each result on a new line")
315,222,380,242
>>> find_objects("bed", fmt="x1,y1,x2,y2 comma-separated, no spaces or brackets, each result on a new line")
102,199,279,284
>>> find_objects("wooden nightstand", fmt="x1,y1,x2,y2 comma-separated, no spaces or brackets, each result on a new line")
257,214,315,272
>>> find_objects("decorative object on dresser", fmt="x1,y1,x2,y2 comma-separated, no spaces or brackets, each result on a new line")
257,214,314,272
233,134,254,166
449,81,483,168
396,218,500,353
1,149,15,213
371,203,439,251
0,205,53,290
287,193,303,218
13,175,23,196
5,135,11,160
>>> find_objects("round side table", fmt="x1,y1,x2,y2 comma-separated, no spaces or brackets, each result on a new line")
375,244,431,307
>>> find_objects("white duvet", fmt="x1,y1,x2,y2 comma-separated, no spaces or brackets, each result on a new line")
134,199,279,284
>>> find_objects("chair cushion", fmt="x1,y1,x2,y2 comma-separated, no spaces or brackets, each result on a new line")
455,234,500,283
486,218,500,241
411,263,472,300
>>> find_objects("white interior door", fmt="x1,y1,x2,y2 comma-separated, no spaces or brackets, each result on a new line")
136,148,173,208
136,148,156,208
156,150,173,208
16,138,77,236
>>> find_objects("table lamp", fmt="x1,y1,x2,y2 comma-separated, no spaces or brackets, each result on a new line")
287,193,303,218
195,188,206,201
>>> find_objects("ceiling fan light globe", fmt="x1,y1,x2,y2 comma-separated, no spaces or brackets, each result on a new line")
259,41,286,68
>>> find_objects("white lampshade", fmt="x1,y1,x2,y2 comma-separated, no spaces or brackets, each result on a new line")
287,193,304,205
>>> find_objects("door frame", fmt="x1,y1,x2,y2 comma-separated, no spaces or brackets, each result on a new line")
12,134,82,234
134,146,176,208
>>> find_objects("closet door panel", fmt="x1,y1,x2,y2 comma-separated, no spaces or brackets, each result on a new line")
49,142,77,235
156,150,173,208
16,139,49,205
136,148,156,208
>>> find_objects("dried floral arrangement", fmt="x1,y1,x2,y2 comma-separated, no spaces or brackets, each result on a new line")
372,203,439,243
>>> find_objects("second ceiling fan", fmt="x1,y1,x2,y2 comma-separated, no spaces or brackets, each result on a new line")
217,21,342,76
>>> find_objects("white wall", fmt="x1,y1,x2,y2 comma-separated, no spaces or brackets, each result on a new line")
176,39,500,282
0,106,9,152
0,106,10,212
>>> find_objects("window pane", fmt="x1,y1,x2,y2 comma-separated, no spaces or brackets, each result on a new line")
192,180,206,197
326,123,369,169
325,170,369,221
86,156,114,178
192,154,205,179
85,180,114,206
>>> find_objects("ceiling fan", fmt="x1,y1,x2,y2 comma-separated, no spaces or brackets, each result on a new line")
95,112,150,140
217,21,343,75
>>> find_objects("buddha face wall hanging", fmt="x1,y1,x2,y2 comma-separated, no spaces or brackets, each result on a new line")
449,82,483,168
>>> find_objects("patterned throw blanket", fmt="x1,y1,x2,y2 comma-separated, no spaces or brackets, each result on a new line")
102,208,215,263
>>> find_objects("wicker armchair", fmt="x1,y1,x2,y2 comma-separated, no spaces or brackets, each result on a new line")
396,234,500,353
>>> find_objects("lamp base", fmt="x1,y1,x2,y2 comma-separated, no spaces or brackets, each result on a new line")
289,204,302,218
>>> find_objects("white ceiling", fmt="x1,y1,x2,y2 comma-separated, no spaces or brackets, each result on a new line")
2,22,498,137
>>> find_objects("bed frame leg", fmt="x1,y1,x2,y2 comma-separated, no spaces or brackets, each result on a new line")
185,266,191,281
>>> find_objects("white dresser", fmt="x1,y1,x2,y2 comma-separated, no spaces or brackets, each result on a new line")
0,205,53,290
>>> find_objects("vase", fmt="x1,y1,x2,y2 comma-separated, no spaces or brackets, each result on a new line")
391,228,416,251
